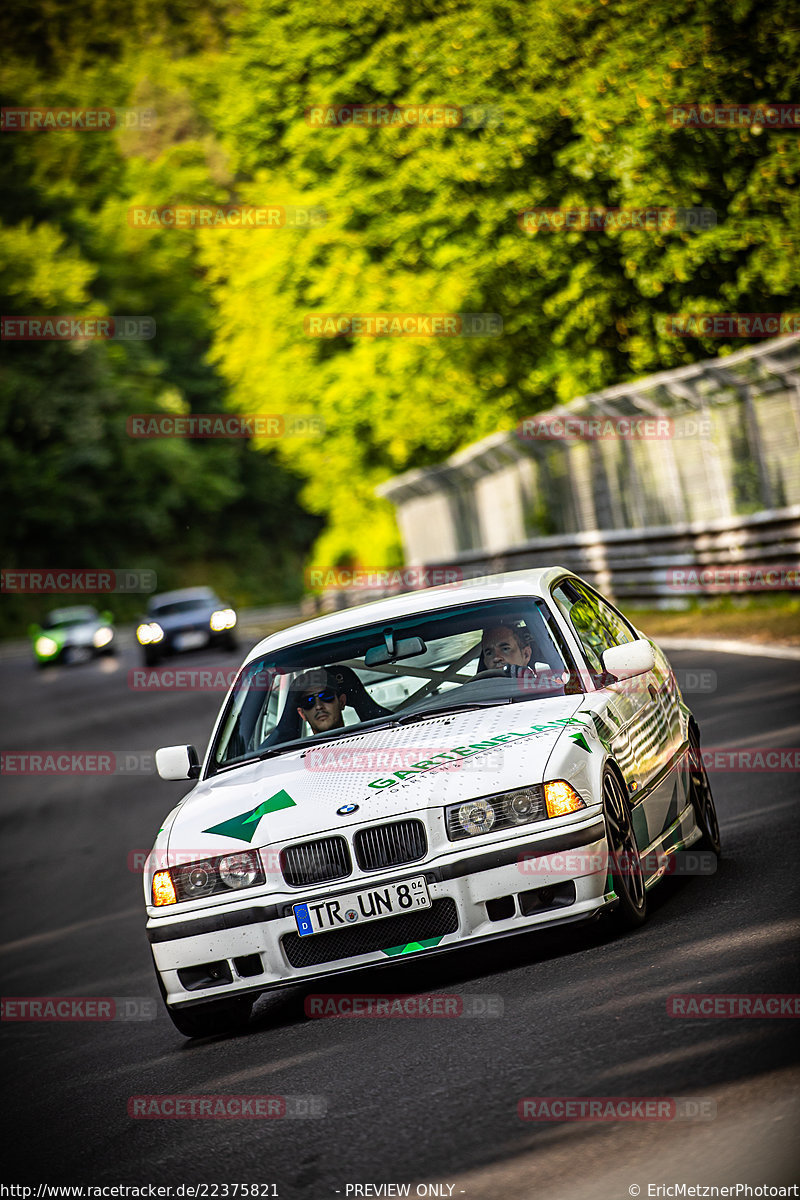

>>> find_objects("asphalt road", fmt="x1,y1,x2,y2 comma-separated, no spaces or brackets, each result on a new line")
1,639,798,1197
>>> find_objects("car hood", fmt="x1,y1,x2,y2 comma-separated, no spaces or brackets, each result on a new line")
166,695,586,858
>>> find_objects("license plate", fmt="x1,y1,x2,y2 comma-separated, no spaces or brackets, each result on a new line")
293,876,430,937
175,631,206,650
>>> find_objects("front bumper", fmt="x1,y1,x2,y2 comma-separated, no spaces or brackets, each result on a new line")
148,811,611,1009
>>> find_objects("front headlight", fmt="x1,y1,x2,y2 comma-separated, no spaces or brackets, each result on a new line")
210,608,237,632
151,849,265,906
136,622,164,645
35,635,59,657
93,627,113,648
446,785,546,841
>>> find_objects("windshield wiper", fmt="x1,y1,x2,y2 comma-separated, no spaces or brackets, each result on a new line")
393,698,511,725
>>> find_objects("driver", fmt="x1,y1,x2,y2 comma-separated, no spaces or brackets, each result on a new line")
294,668,347,734
480,623,534,675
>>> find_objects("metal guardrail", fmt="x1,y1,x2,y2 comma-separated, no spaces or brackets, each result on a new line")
311,507,800,610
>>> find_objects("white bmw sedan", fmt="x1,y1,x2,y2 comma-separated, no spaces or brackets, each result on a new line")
146,568,720,1037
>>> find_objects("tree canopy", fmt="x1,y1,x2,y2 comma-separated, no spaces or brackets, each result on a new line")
2,0,798,624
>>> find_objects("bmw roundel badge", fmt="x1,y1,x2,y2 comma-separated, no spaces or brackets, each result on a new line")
337,803,359,815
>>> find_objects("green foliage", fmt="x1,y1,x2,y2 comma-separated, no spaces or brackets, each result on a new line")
2,0,799,615
0,9,320,634
202,0,800,565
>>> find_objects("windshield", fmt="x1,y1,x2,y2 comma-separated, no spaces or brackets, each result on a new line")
210,597,580,771
149,598,218,617
44,607,98,628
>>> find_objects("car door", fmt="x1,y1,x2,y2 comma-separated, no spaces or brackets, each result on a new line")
551,578,675,851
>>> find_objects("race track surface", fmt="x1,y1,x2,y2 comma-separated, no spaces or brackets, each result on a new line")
2,641,798,1196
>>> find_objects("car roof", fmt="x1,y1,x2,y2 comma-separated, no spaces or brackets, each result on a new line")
243,566,574,663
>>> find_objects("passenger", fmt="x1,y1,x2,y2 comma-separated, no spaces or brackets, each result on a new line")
480,623,535,676
294,668,347,734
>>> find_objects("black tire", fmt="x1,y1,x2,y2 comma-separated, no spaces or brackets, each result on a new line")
143,646,161,667
603,767,648,930
688,725,722,857
154,965,253,1038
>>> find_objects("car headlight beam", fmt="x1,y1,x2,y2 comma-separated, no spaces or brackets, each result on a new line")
137,622,164,646
210,608,237,632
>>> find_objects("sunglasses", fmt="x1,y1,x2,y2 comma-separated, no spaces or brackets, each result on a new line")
298,688,337,710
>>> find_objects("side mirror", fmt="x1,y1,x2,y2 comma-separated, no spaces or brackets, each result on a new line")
155,745,201,781
601,639,655,681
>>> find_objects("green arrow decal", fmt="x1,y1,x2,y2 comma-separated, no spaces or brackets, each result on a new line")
381,936,444,957
203,789,296,842
570,732,592,753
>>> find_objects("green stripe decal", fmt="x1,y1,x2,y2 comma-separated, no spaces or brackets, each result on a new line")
381,936,444,957
203,789,296,842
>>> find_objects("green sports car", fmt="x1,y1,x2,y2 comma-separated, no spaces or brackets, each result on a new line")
29,605,116,667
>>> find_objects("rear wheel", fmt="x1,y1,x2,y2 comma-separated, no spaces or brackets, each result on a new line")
688,726,722,856
603,768,647,929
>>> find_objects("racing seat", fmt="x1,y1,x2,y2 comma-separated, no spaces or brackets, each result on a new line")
324,663,391,721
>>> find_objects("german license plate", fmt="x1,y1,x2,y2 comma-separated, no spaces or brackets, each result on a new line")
175,631,206,650
293,876,430,937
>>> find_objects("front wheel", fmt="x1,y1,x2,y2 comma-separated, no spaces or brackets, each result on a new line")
689,726,722,856
603,767,648,930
